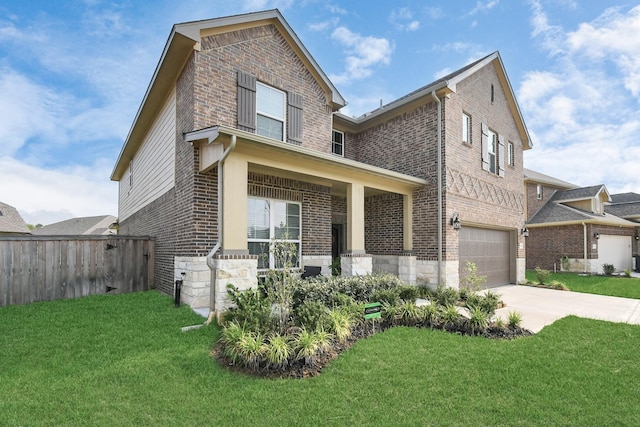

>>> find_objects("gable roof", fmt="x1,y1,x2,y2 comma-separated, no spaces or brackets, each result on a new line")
524,168,576,189
335,51,532,150
31,215,117,236
0,202,30,235
111,9,345,181
606,192,640,221
551,185,610,203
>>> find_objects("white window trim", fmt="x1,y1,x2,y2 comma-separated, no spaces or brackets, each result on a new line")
332,129,344,156
488,129,497,174
256,82,286,141
248,197,301,270
508,141,514,167
462,113,471,144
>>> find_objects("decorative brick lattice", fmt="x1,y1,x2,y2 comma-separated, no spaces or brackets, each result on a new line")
447,168,524,211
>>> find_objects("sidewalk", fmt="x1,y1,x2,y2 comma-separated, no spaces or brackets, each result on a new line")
492,284,640,333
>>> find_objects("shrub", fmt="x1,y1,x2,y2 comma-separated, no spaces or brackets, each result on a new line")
294,300,330,332
224,285,272,332
398,285,420,303
507,311,522,329
479,290,501,316
381,301,400,325
422,303,441,328
372,288,401,306
397,301,423,326
218,321,246,364
624,269,632,278
549,280,568,290
237,330,267,370
603,264,615,276
493,316,506,330
442,305,461,329
433,285,459,307
459,261,487,290
327,309,352,343
535,267,551,284
466,307,489,335
264,333,292,370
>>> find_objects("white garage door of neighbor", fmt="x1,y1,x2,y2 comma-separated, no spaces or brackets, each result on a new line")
598,235,632,272
459,227,511,288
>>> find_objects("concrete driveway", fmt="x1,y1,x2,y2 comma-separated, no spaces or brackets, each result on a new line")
491,285,640,333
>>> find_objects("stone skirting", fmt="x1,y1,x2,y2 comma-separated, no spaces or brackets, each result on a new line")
341,253,372,277
174,256,210,309
302,255,332,277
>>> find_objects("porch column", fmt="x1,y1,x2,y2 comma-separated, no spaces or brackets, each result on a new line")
346,182,365,253
221,154,248,254
403,193,413,251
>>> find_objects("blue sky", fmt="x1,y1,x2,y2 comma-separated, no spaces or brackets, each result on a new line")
1,0,639,225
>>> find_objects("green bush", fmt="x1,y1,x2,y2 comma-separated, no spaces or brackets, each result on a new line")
466,307,489,335
264,333,292,370
294,300,330,332
535,267,551,284
507,311,522,329
397,301,423,326
224,284,273,332
372,288,401,306
398,285,420,302
603,264,615,276
442,305,461,328
459,260,487,290
433,285,459,307
422,303,441,328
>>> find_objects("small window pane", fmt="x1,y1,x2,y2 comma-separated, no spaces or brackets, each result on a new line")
248,242,269,269
332,130,344,156
462,114,470,144
257,115,284,140
256,84,284,119
248,199,270,239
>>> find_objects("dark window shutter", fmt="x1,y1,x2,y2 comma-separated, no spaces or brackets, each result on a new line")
237,71,256,132
287,92,303,144
497,134,505,177
481,123,489,171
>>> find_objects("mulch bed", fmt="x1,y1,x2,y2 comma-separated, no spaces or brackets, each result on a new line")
211,321,534,379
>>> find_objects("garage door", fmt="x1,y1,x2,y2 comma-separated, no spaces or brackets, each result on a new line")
459,227,511,288
598,235,632,272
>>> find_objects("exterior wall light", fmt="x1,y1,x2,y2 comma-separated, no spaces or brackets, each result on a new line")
450,213,461,230
522,227,529,237
635,233,639,241
594,231,600,240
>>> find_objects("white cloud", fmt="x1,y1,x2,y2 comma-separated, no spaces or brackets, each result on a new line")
329,26,393,84
0,156,118,225
522,3,640,194
390,8,420,32
308,17,339,32
241,0,294,11
467,0,500,16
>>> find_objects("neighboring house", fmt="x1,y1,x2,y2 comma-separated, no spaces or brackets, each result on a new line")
110,10,532,311
0,202,30,236
524,169,639,273
31,215,118,236
606,193,640,223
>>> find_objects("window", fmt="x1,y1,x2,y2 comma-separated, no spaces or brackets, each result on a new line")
256,82,286,141
508,142,514,166
332,130,344,156
127,160,133,190
491,84,495,103
487,129,497,174
248,198,301,270
536,184,543,200
462,113,471,144
481,123,504,177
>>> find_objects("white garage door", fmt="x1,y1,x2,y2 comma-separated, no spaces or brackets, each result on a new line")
598,235,632,272
459,227,511,288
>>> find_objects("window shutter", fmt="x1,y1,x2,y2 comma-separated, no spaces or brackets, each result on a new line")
287,92,303,144
237,70,256,132
481,123,489,171
497,134,505,177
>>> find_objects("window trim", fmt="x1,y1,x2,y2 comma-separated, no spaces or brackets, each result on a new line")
247,197,302,271
536,184,543,200
256,82,286,141
508,141,515,167
462,113,471,145
332,129,344,156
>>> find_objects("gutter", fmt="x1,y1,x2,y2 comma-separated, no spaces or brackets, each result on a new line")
205,134,237,324
582,222,588,274
430,91,443,285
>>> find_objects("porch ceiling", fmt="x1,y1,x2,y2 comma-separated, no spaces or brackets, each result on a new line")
188,125,428,196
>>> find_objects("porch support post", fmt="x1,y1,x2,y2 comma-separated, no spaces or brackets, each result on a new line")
221,154,248,254
346,182,365,253
403,193,413,251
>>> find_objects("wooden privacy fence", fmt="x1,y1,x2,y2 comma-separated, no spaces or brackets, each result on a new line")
0,236,155,307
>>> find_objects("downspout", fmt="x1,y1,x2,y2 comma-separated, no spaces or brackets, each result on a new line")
582,222,588,274
430,91,443,285
205,134,237,324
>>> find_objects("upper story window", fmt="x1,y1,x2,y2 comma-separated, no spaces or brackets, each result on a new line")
237,71,304,145
256,82,286,141
508,142,514,166
481,123,505,177
536,184,543,200
332,130,344,156
487,129,497,174
462,113,471,144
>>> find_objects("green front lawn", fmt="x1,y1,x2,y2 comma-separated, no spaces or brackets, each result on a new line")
526,270,640,299
2,291,640,426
